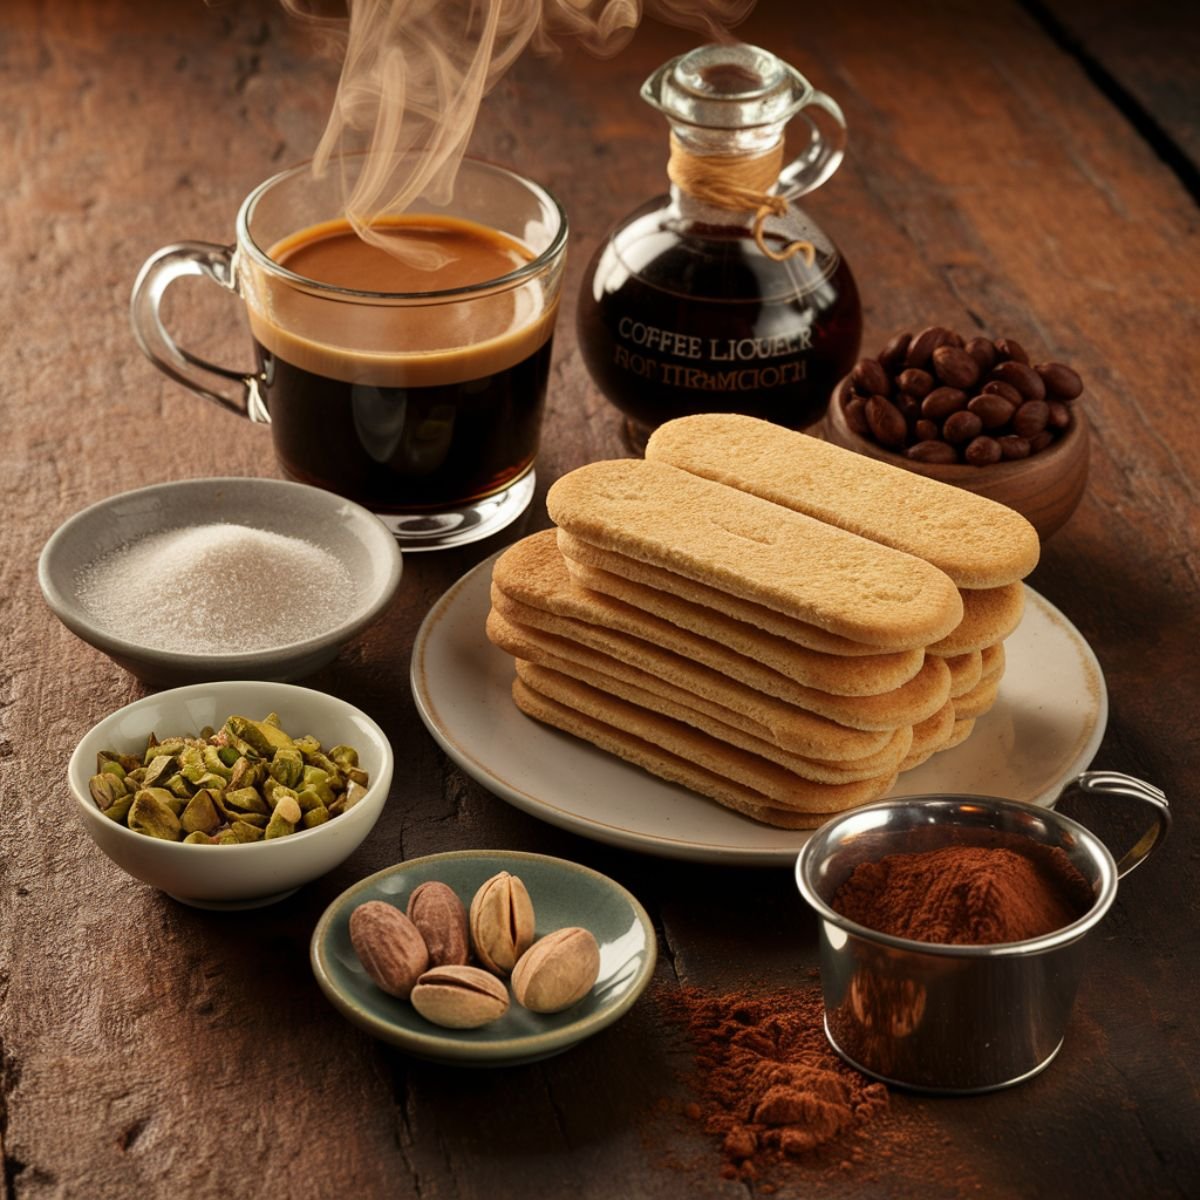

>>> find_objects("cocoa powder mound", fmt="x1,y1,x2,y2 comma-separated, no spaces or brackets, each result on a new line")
659,984,888,1186
831,844,1093,945
658,982,989,1194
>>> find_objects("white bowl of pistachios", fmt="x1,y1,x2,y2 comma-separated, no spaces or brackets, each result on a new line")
67,680,394,909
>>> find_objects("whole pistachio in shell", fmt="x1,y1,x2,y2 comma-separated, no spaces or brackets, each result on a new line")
410,965,510,1029
349,901,430,1000
407,881,469,967
511,927,600,1014
469,871,535,975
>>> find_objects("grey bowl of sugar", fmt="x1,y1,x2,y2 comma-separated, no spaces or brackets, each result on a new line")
38,477,403,687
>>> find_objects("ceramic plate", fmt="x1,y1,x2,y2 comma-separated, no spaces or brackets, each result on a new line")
310,850,657,1065
411,554,1108,867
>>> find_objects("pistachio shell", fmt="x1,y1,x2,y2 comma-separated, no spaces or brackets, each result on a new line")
411,966,509,1029
469,871,535,976
349,901,429,999
407,882,469,967
511,927,600,1014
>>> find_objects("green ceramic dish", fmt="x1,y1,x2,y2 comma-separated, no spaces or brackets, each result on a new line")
310,849,657,1066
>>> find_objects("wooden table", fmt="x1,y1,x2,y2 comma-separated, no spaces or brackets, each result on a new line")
2,1,1197,1195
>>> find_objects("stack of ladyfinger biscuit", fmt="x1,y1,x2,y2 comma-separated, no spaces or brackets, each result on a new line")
485,414,1039,829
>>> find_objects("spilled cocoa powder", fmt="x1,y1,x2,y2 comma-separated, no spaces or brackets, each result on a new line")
658,981,988,1193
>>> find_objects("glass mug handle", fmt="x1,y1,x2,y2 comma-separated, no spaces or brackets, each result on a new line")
778,88,848,201
129,241,269,423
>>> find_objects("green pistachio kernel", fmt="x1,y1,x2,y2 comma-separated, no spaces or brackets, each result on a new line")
142,754,176,789
328,745,359,769
101,795,135,824
128,791,182,841
223,786,269,816
269,748,305,789
301,805,331,829
181,790,221,836
202,746,234,779
89,773,127,809
99,760,127,781
228,820,265,844
183,830,216,845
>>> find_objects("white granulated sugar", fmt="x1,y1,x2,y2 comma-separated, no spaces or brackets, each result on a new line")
76,523,358,653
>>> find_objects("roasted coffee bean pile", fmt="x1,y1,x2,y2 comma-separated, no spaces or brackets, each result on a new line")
836,328,1084,466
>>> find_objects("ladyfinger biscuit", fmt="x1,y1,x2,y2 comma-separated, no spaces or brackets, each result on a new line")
510,659,914,783
980,642,1006,681
511,674,898,821
953,675,1001,720
939,717,977,752
493,532,926,696
485,609,895,761
945,650,984,698
511,677,850,829
547,459,963,649
928,584,1025,656
645,413,1040,588
559,533,881,656
490,586,952,732
898,700,958,771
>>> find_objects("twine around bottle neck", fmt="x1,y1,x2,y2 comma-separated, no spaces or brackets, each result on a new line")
667,134,816,266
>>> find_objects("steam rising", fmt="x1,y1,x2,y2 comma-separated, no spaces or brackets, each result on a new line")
284,0,754,263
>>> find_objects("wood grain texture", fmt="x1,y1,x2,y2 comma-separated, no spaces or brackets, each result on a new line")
1,0,1197,1197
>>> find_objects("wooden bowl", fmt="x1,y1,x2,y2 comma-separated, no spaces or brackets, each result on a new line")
823,396,1090,541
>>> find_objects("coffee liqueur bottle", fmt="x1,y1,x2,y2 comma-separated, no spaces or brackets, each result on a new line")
578,43,862,451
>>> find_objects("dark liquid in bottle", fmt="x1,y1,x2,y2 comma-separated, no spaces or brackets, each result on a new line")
249,215,555,512
577,202,862,449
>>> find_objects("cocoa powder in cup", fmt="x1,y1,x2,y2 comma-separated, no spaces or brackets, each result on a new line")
838,327,1085,465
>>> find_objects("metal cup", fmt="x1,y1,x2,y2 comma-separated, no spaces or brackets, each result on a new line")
794,772,1169,1093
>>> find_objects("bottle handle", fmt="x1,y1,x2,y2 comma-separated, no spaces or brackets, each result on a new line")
129,241,269,422
1052,771,1170,879
779,87,848,201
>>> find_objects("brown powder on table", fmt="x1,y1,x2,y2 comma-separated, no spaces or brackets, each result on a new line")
830,844,1093,944
658,983,987,1192
659,985,888,1186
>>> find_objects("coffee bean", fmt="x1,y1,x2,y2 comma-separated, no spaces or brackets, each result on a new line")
895,393,922,424
943,330,965,348
931,345,981,390
943,410,984,444
994,338,1030,365
907,440,959,464
1012,399,1050,438
1036,361,1083,400
844,395,870,436
851,357,890,397
1029,430,1055,452
967,393,1015,429
998,435,1032,460
896,368,934,398
964,435,1002,466
992,360,1046,402
921,387,967,420
915,418,940,442
904,326,950,369
1047,400,1072,430
964,337,997,373
878,331,911,373
981,379,1023,407
865,396,908,448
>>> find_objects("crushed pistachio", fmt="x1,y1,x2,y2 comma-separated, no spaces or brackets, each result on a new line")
88,714,369,846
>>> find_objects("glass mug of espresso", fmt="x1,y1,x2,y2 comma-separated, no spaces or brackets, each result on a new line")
131,158,567,549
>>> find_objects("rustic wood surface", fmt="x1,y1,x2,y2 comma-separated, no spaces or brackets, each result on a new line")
1,1,1197,1197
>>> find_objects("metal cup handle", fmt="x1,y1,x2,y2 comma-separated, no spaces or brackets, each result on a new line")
1052,771,1170,879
